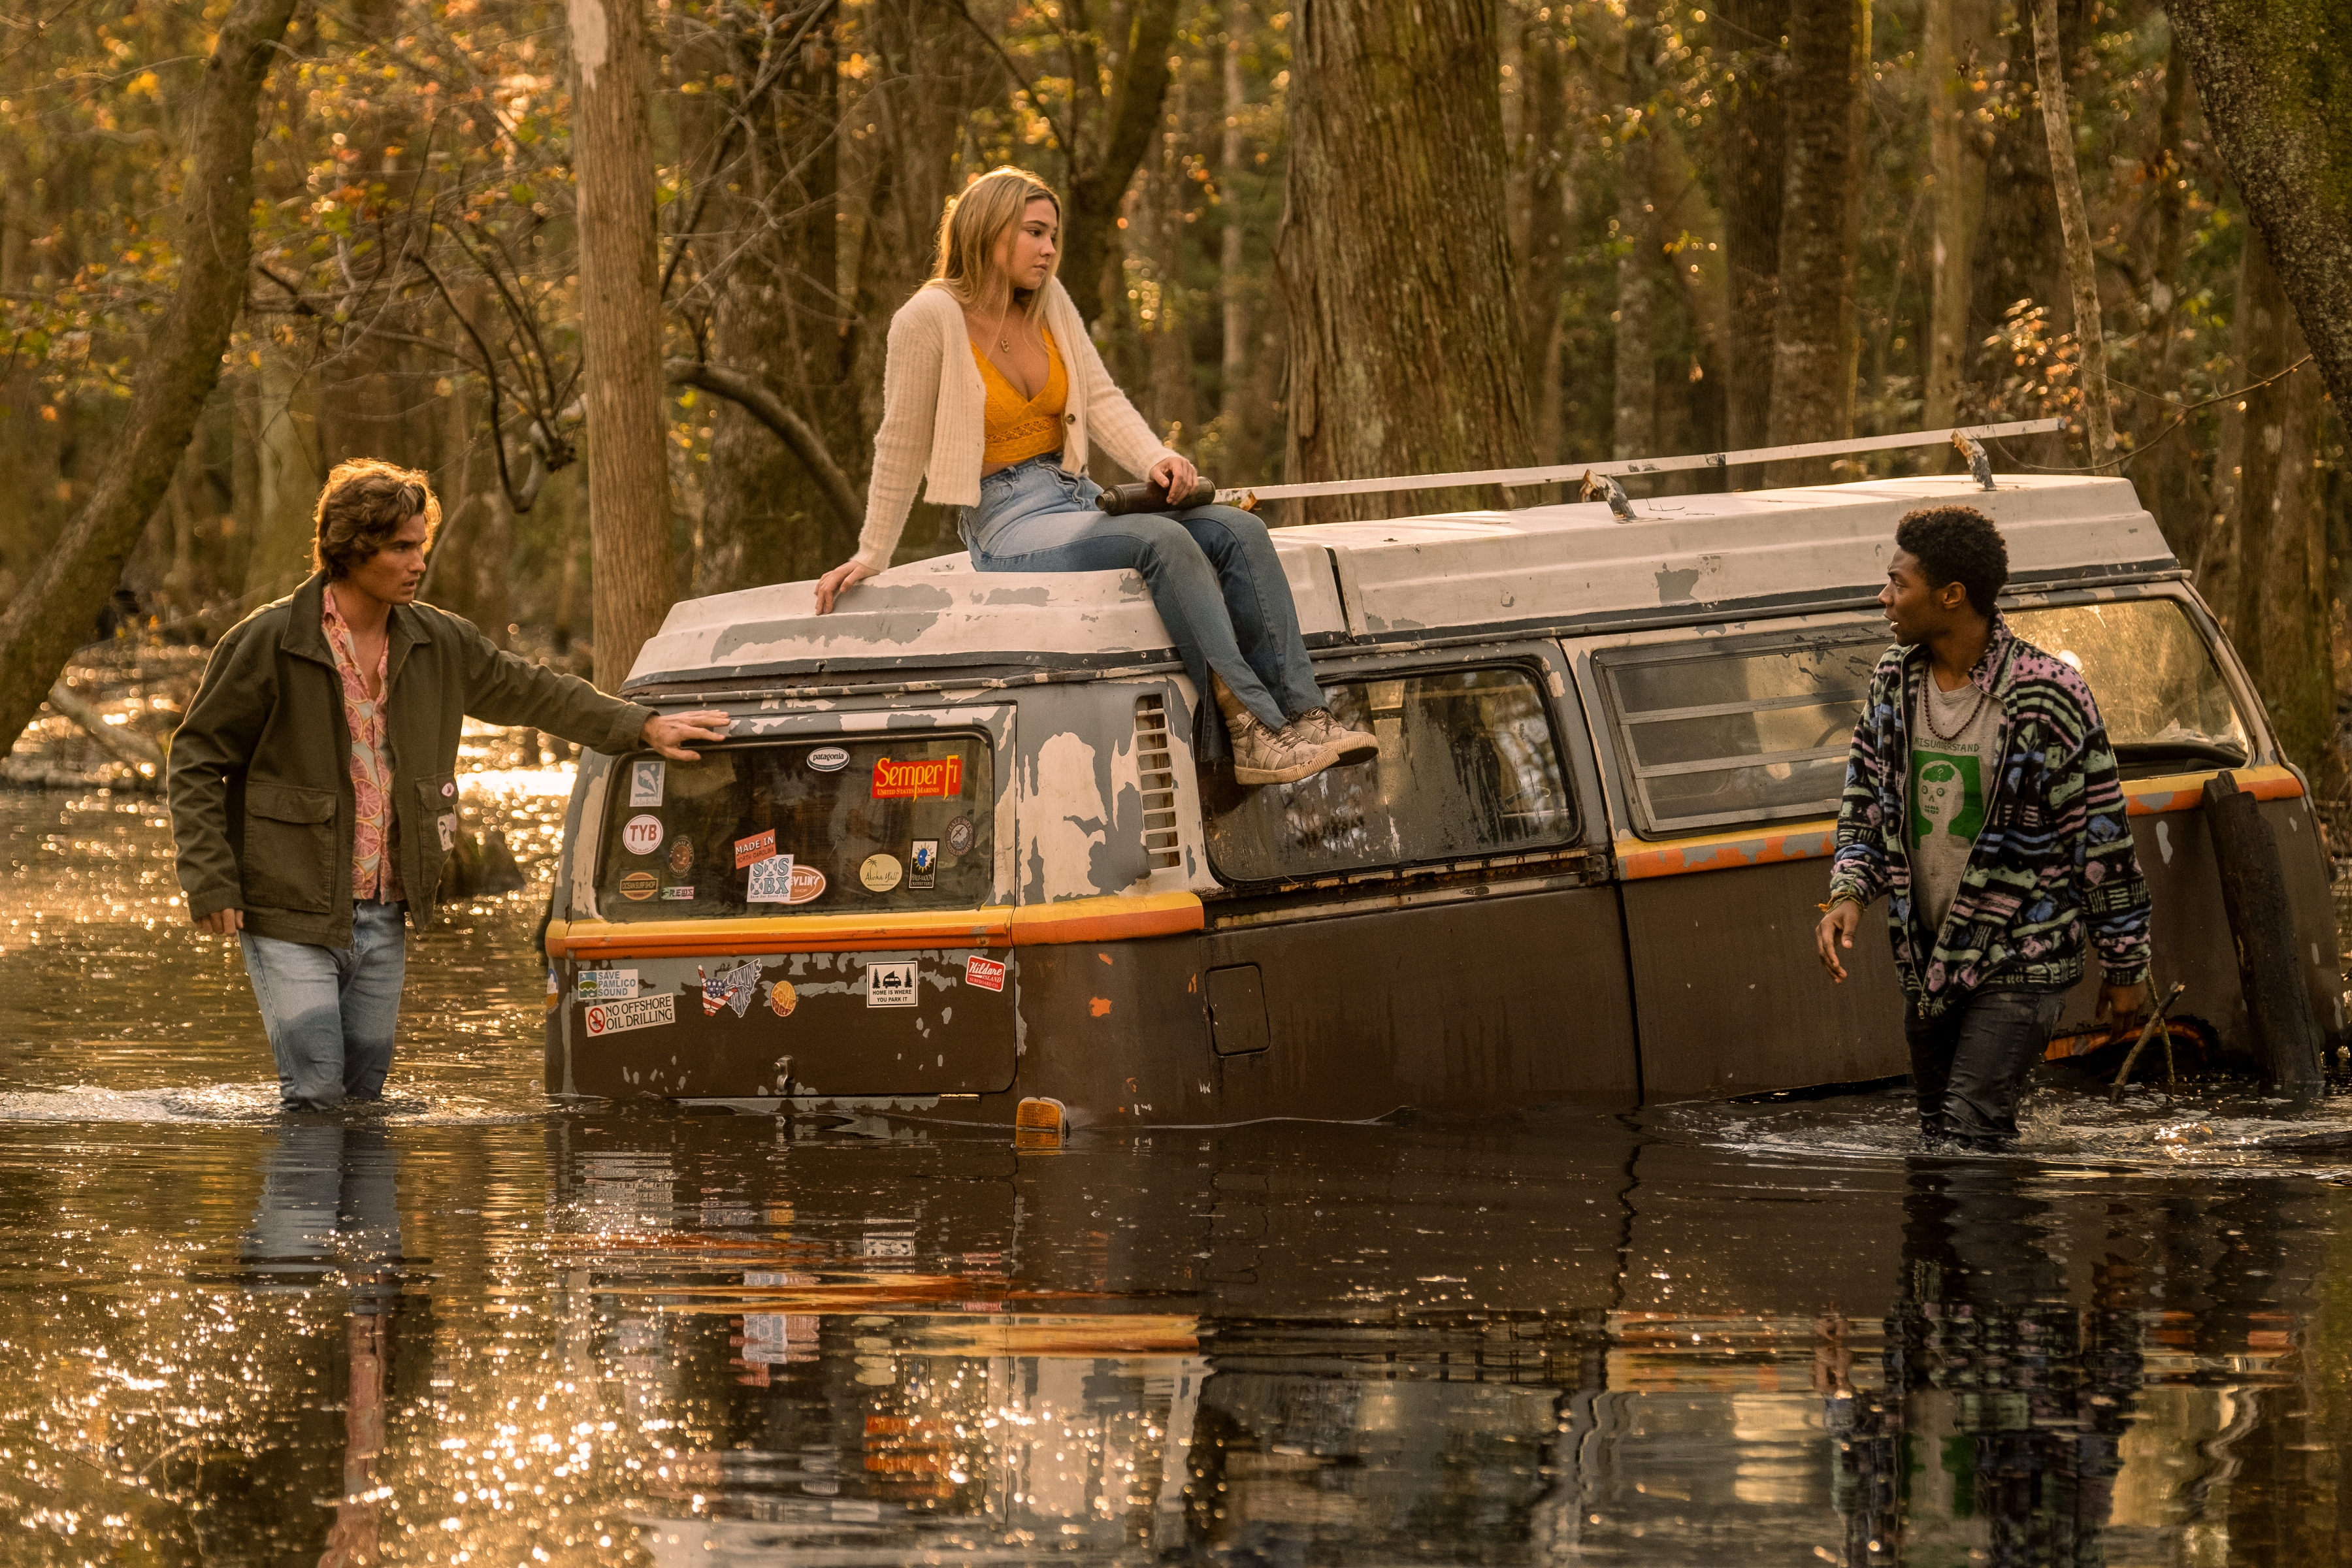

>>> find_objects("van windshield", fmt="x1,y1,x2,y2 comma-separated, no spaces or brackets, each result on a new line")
2005,600,2251,768
593,735,992,919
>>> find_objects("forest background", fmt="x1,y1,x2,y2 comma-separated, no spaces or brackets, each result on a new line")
0,0,2345,798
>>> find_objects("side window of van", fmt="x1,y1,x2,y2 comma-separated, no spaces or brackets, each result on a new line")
2004,600,2250,770
1595,631,1886,835
1203,666,1575,883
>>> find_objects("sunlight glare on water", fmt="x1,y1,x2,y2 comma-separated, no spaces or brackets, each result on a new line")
0,782,2349,1564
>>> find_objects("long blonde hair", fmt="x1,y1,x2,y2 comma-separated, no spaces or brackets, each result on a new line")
926,167,1061,319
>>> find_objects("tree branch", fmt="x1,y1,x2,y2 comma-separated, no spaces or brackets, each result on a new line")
665,358,863,530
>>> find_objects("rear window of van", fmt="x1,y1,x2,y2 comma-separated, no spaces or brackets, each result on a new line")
594,735,992,919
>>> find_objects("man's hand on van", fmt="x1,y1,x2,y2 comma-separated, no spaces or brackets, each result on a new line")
2095,980,2149,1032
1816,898,1863,983
193,907,244,936
814,559,878,615
642,710,733,760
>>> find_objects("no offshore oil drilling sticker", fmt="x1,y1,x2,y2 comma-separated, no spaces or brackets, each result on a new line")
583,993,675,1036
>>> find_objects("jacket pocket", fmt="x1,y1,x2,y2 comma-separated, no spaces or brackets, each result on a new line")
241,780,338,914
417,774,460,898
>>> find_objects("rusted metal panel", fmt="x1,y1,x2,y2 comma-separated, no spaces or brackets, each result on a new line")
1623,858,1908,1102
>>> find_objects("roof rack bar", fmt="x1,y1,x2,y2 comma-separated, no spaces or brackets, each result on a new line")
1215,418,2068,508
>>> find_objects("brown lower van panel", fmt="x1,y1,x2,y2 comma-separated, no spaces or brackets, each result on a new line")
1624,858,1910,1103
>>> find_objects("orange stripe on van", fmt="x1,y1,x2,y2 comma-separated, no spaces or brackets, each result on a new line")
1614,764,2304,883
545,892,1205,959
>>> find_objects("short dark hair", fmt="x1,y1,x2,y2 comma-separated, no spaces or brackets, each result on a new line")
313,459,442,579
1894,504,2008,617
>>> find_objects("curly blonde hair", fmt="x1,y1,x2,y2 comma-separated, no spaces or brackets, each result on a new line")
312,459,442,580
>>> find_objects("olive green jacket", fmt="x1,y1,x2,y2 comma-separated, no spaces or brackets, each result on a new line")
170,573,654,946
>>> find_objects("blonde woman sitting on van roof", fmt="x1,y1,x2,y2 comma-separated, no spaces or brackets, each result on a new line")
811,166,1374,788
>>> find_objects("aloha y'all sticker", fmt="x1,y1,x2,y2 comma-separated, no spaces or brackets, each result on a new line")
860,853,903,892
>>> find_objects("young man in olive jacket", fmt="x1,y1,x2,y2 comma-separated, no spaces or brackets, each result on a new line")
170,460,729,1111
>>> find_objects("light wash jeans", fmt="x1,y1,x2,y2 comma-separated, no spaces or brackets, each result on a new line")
235,1122,403,1308
240,900,408,1111
960,454,1324,731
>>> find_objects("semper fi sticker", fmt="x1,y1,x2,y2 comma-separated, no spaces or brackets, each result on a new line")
583,993,674,1036
870,756,963,800
964,955,1007,992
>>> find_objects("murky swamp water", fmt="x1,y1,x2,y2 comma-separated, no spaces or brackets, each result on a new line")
5,779,2352,1565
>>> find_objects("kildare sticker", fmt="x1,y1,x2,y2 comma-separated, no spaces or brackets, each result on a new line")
583,993,674,1036
621,813,664,856
866,960,918,1008
964,955,1007,993
629,759,666,807
747,854,798,904
910,839,938,890
577,968,639,1001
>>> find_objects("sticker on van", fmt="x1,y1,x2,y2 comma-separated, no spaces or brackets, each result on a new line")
808,745,849,772
784,864,826,904
860,854,904,892
629,759,665,806
577,968,638,1000
871,756,964,800
747,855,798,904
619,871,658,900
735,829,776,867
866,961,917,1007
584,994,674,1036
621,814,664,855
910,840,938,889
964,955,1006,992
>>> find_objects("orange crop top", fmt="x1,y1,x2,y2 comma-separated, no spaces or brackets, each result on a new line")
975,328,1069,466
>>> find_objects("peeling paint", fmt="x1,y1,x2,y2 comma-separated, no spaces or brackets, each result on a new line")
1655,567,1703,603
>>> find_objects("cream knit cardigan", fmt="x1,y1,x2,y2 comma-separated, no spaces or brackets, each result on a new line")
851,277,1179,572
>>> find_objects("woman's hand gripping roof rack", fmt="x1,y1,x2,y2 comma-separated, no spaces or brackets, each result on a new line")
1207,417,2069,519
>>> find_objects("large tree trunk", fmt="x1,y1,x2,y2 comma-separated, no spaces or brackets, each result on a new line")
1921,0,1993,434
0,0,301,756
1716,0,1786,477
2130,37,2212,561
570,0,675,691
1059,0,1183,326
1612,0,1663,466
1517,19,1571,464
1277,0,1529,521
2164,0,2352,418
2030,0,2115,463
1763,0,1868,485
2213,234,2334,779
1220,0,1250,429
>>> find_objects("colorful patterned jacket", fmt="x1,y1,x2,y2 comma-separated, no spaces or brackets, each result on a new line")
1828,612,2152,1016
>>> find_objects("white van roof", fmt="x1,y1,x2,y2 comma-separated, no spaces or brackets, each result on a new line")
625,473,2176,691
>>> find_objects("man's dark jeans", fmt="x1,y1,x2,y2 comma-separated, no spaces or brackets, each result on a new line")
1904,988,2067,1147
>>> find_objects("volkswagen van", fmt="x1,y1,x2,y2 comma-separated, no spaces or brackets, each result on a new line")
539,466,2340,1122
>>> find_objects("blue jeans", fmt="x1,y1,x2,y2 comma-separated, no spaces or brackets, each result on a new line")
240,901,408,1110
1904,988,2067,1146
960,455,1324,731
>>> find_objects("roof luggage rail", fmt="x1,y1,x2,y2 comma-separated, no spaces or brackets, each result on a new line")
1213,417,2068,514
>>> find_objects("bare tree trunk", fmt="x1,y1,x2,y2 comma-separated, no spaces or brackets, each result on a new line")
2030,0,2114,463
2131,37,2211,561
570,0,676,690
2164,0,2352,418
1278,0,1529,520
1716,0,1786,481
1060,0,1183,326
1220,0,1250,419
1763,0,1868,484
0,0,300,755
2216,234,2334,777
1518,19,1571,465
1921,0,1993,433
1612,0,1662,465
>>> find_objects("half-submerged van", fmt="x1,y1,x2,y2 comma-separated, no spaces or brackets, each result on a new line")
540,457,2341,1124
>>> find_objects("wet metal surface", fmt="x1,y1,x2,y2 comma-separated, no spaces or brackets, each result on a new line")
4,782,2352,1563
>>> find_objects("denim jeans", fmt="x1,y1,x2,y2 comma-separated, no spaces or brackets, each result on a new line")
1904,988,2066,1146
960,454,1324,731
240,900,408,1110
235,1122,403,1308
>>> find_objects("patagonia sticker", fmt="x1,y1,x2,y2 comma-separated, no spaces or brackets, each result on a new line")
583,993,674,1036
661,885,696,901
577,968,639,1001
871,756,964,800
438,812,458,853
619,870,659,901
621,813,664,856
668,836,694,875
807,745,849,773
747,854,798,904
860,853,903,892
735,829,776,868
629,759,665,807
866,960,917,1008
964,955,1007,992
910,839,938,890
944,815,975,857
767,979,798,1018
701,960,760,1018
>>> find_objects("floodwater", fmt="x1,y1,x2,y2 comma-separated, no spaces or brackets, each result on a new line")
5,779,2352,1565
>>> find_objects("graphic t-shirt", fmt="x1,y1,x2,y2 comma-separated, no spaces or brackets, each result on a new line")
1909,673,2004,937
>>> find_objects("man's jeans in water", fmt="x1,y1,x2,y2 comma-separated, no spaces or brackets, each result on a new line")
240,901,407,1110
1904,988,2066,1146
960,455,1323,732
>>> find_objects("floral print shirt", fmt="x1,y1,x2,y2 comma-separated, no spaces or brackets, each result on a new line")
322,586,404,903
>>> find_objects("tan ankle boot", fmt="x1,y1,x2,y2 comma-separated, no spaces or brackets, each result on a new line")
1212,674,1339,787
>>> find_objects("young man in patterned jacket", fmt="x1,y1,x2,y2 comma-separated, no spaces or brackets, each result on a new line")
1814,504,2151,1149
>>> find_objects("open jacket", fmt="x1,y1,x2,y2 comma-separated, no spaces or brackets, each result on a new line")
169,573,654,947
1827,612,2152,1017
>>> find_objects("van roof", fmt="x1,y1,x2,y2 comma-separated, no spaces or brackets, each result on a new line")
625,473,2176,691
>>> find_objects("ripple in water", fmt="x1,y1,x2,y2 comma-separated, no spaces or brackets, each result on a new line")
0,1080,538,1124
